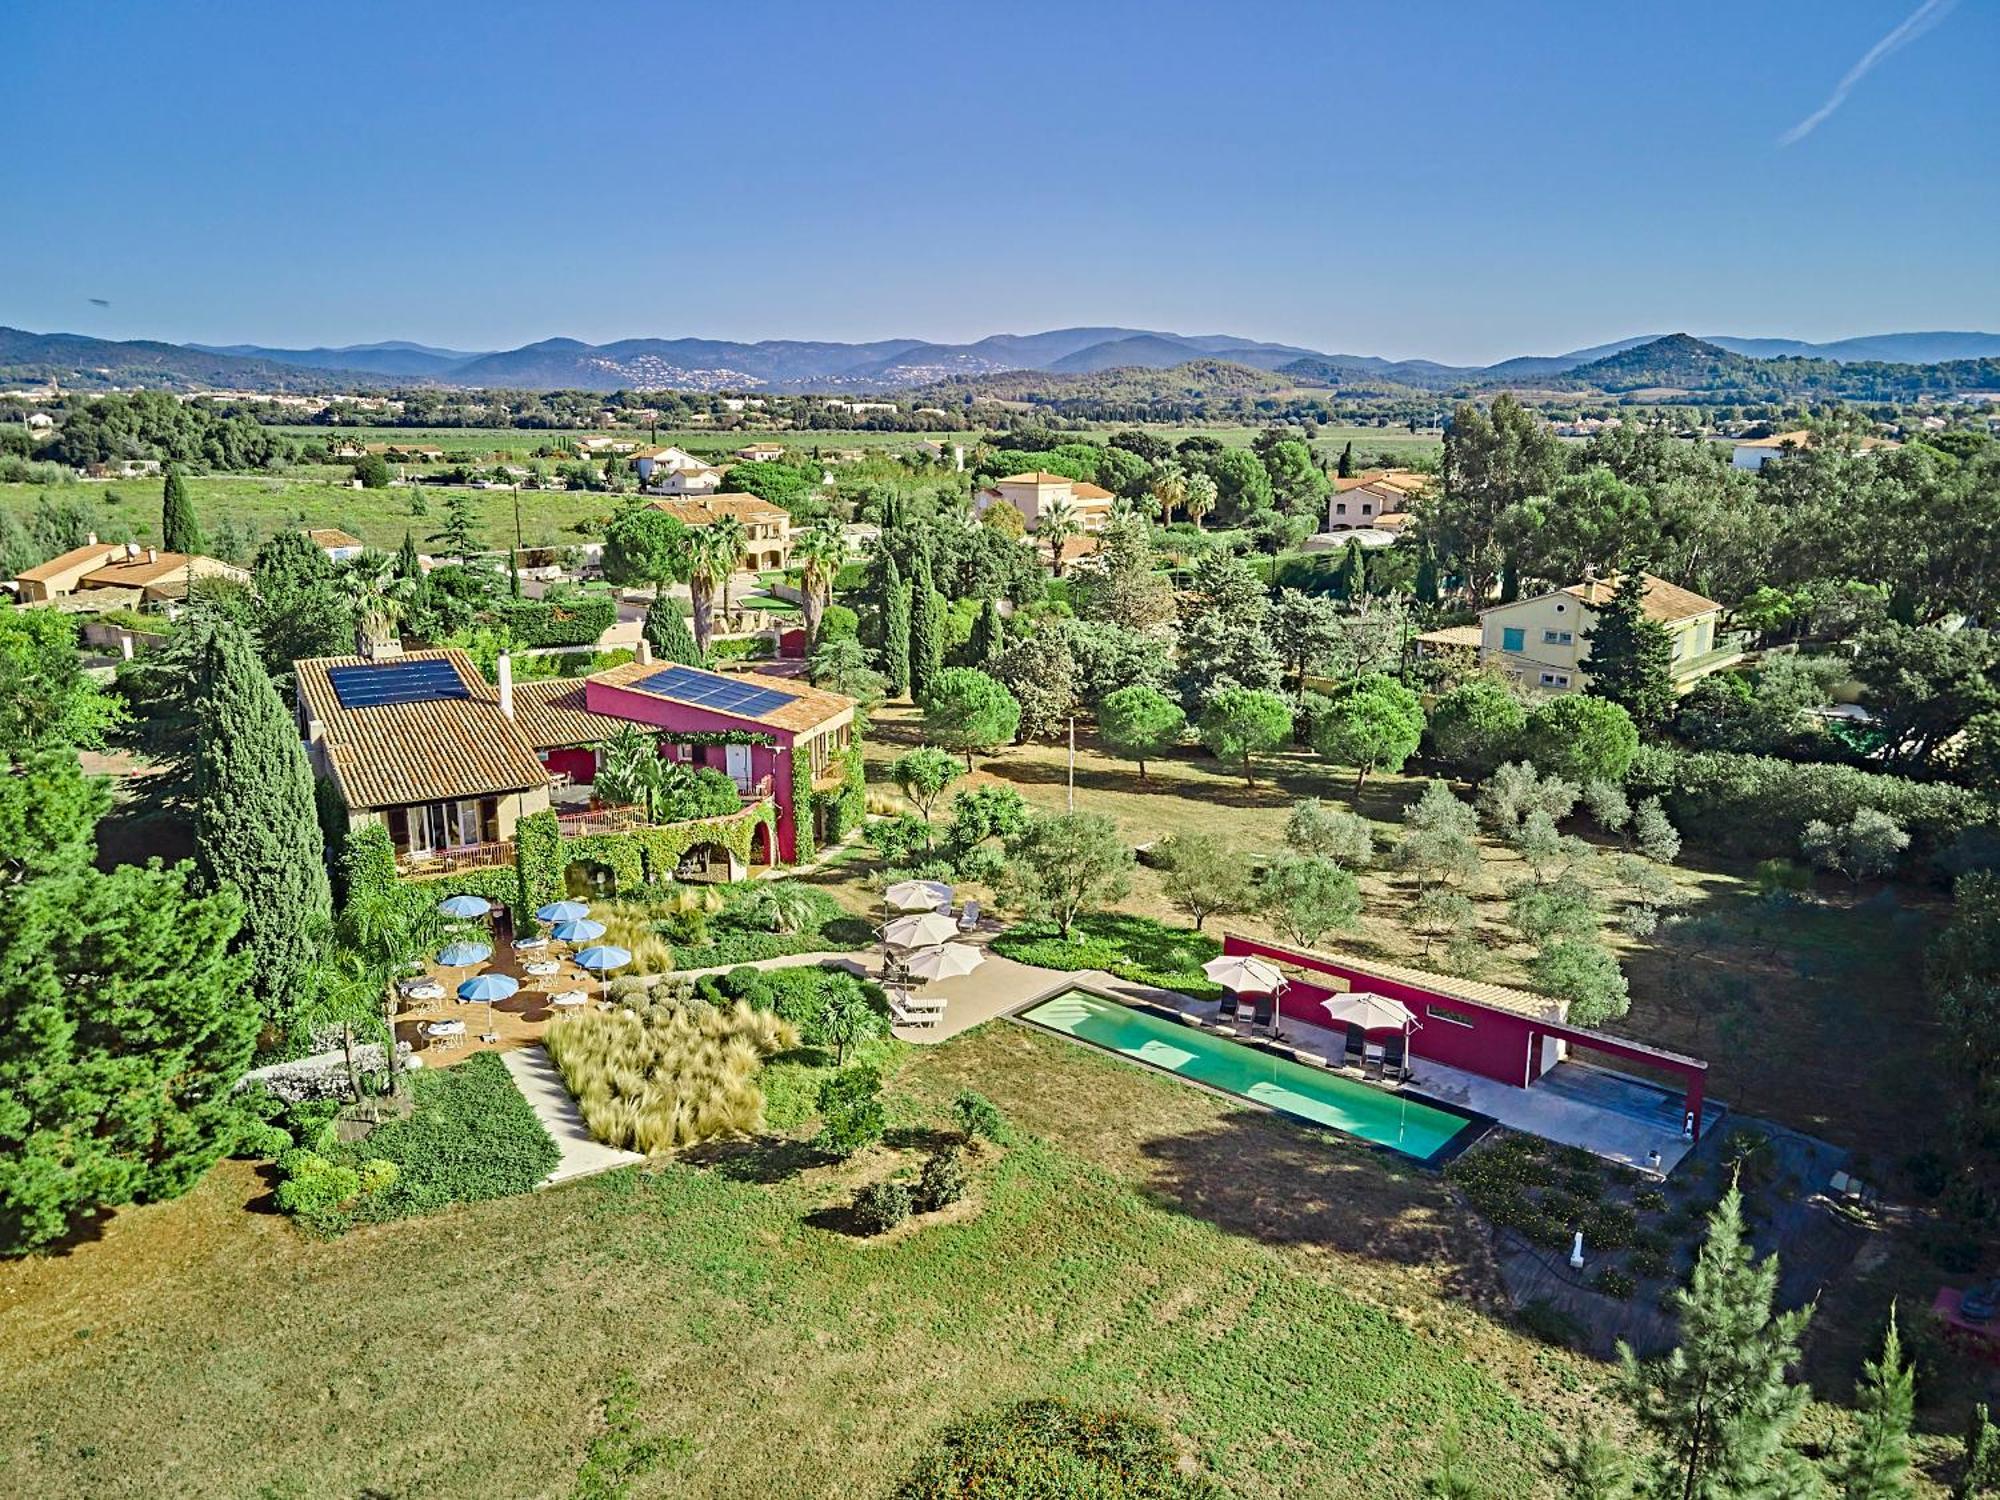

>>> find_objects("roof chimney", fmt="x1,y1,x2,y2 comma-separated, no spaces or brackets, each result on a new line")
635,637,654,666
496,652,514,719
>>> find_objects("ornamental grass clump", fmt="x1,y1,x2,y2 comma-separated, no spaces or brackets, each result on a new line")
546,998,797,1153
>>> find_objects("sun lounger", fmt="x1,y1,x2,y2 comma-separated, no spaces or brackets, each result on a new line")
1381,1034,1408,1081
1362,1043,1386,1079
957,899,981,932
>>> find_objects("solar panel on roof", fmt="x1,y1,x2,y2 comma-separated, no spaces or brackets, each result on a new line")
327,659,473,709
635,665,798,718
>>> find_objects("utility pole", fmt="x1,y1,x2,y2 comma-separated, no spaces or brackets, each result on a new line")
511,483,523,552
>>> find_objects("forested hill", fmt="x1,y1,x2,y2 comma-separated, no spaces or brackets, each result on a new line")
0,327,381,393
1555,334,2000,401
919,358,1292,416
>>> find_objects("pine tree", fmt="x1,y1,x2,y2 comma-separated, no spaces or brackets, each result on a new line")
970,597,1004,666
190,617,332,1036
1835,1306,1915,1500
1584,570,1676,730
1338,539,1367,601
909,554,943,705
642,594,702,666
161,464,203,555
1550,1430,1630,1500
1619,1184,1815,1500
881,553,911,698
1957,1404,1999,1500
428,489,480,556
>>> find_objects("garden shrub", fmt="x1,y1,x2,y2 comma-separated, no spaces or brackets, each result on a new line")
815,1065,886,1159
1595,1267,1637,1300
273,1150,361,1234
990,913,1222,1000
892,1397,1223,1500
1634,1188,1669,1213
1629,1247,1673,1280
761,967,889,1057
489,593,617,648
915,1146,968,1213
854,1180,912,1235
952,1090,1007,1145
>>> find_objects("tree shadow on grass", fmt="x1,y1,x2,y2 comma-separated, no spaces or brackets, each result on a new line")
883,1123,956,1153
1132,1109,1499,1304
802,1200,871,1237
990,755,1297,811
681,1135,822,1186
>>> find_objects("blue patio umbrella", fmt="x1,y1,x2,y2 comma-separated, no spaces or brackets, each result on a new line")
550,918,606,945
436,941,494,969
437,894,492,920
572,944,633,1006
458,971,520,1041
536,900,591,924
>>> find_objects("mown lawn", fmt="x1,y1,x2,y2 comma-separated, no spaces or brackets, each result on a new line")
0,1026,1584,1500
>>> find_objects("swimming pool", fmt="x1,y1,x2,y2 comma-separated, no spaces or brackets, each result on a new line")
1018,989,1481,1165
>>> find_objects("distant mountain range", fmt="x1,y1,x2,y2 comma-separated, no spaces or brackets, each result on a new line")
5,323,2000,396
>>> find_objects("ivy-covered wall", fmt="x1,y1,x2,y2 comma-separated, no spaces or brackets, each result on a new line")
813,744,867,847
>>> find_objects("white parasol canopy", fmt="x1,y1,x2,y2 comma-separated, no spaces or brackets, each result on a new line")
902,943,984,982
1319,991,1417,1031
883,912,961,950
885,878,954,913
1201,954,1285,994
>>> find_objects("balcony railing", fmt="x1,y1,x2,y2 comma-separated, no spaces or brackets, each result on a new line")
398,840,513,876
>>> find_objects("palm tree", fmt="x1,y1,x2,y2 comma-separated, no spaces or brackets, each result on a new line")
336,892,466,1104
708,514,749,617
334,556,412,655
1038,496,1081,578
685,527,729,657
1183,472,1217,530
1150,463,1188,525
793,519,848,646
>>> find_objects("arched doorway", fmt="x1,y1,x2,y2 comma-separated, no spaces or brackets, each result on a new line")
674,841,745,884
749,819,775,870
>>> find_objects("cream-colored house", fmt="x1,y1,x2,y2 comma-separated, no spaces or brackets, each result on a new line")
1477,573,1739,695
972,471,1115,533
1325,470,1429,531
646,493,793,571
14,537,250,605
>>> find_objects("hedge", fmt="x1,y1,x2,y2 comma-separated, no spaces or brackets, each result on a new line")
1631,746,1995,876
488,595,617,648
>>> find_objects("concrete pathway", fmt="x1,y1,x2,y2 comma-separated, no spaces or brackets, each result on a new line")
499,1045,643,1186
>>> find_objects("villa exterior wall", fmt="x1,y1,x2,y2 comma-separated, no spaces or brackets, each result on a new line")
1221,935,1548,1087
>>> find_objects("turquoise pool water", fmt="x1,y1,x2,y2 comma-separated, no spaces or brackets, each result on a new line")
1019,989,1477,1164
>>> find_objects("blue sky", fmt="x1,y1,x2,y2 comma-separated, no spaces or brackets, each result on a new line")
8,0,1996,364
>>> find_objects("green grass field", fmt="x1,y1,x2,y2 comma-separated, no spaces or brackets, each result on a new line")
0,1026,1577,1499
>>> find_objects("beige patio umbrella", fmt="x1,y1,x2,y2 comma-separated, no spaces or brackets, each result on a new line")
884,878,954,913
1201,955,1285,993
1318,991,1416,1031
882,912,961,950
902,943,984,983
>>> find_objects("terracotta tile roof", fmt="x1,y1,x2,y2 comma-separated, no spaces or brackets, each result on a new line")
1562,572,1720,624
589,659,854,735
306,528,364,548
296,648,552,810
1257,943,1565,1022
996,471,1074,485
84,552,243,589
509,677,634,751
1069,481,1115,501
646,493,790,526
18,543,120,584
1416,624,1483,649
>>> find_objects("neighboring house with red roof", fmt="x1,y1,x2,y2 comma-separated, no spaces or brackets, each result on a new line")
1478,572,1741,695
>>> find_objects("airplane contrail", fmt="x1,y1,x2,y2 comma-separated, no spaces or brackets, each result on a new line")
1779,0,1957,145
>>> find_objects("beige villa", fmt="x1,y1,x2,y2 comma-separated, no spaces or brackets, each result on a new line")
14,537,250,605
1476,573,1740,695
645,493,793,572
972,471,1116,533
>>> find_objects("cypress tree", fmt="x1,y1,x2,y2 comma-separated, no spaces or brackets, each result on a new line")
161,464,203,555
881,553,911,698
643,594,702,666
190,617,331,1037
1619,1184,1815,1500
1338,539,1367,602
1337,440,1354,479
1584,569,1676,729
970,597,1004,666
1834,1306,1915,1500
1957,1404,1999,1500
1415,547,1441,606
395,530,422,581
909,554,943,704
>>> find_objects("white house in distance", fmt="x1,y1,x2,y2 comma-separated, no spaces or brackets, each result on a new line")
304,528,366,565
732,442,785,463
1474,572,1740,695
972,471,1116,533
635,446,724,494
1729,428,1899,470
